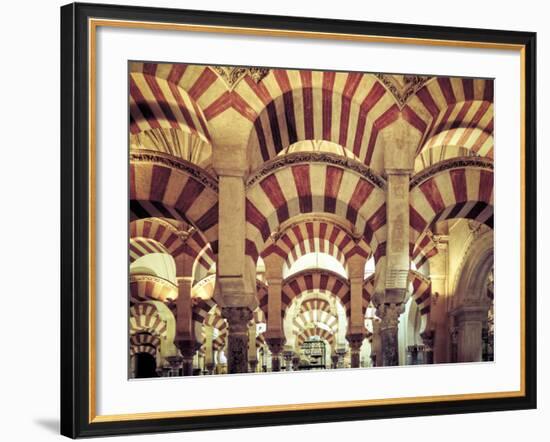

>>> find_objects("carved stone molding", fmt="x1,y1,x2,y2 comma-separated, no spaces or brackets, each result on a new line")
212,66,270,90
130,149,219,192
409,156,493,189
375,74,433,108
377,303,404,330
247,151,386,189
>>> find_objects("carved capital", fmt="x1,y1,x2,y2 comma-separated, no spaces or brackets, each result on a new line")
265,337,285,355
221,306,254,333
176,338,199,359
346,333,365,351
376,303,404,330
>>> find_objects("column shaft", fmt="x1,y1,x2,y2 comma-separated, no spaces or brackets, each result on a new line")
222,307,253,374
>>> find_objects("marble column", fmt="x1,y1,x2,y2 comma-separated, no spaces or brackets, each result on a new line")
377,303,404,366
222,306,254,374
452,306,488,363
266,337,285,372
346,333,364,368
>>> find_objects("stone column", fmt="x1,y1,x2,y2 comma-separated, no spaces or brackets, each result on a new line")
283,349,294,371
336,347,347,368
331,353,339,369
266,337,285,372
247,322,258,373
166,356,183,377
174,271,196,374
452,306,488,362
449,326,459,363
222,306,254,374
371,319,382,366
377,303,404,366
346,333,364,368
429,233,450,363
348,254,367,337
292,354,301,371
204,325,215,374
176,340,196,376
421,330,435,364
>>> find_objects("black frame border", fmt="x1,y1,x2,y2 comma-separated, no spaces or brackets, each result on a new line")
60,2,537,438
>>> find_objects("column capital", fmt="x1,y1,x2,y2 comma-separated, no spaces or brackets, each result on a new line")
346,333,365,350
175,338,199,358
221,306,254,332
265,336,286,355
377,303,405,330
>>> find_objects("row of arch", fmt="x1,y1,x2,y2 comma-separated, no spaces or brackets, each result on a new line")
128,63,495,376
129,63,493,174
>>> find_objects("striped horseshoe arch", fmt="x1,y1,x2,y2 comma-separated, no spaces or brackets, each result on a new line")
281,269,372,321
130,345,157,358
191,297,217,324
262,219,371,270
409,157,494,249
409,271,432,315
256,280,269,321
130,151,219,252
245,155,386,264
242,70,402,171
130,218,216,278
407,77,494,156
130,332,161,349
129,63,213,167
300,298,332,315
411,231,438,270
129,274,178,303
292,310,339,336
130,333,161,357
129,303,169,338
296,327,335,348
129,237,170,263
415,129,493,173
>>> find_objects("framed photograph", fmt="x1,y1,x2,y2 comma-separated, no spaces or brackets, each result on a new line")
60,2,537,438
